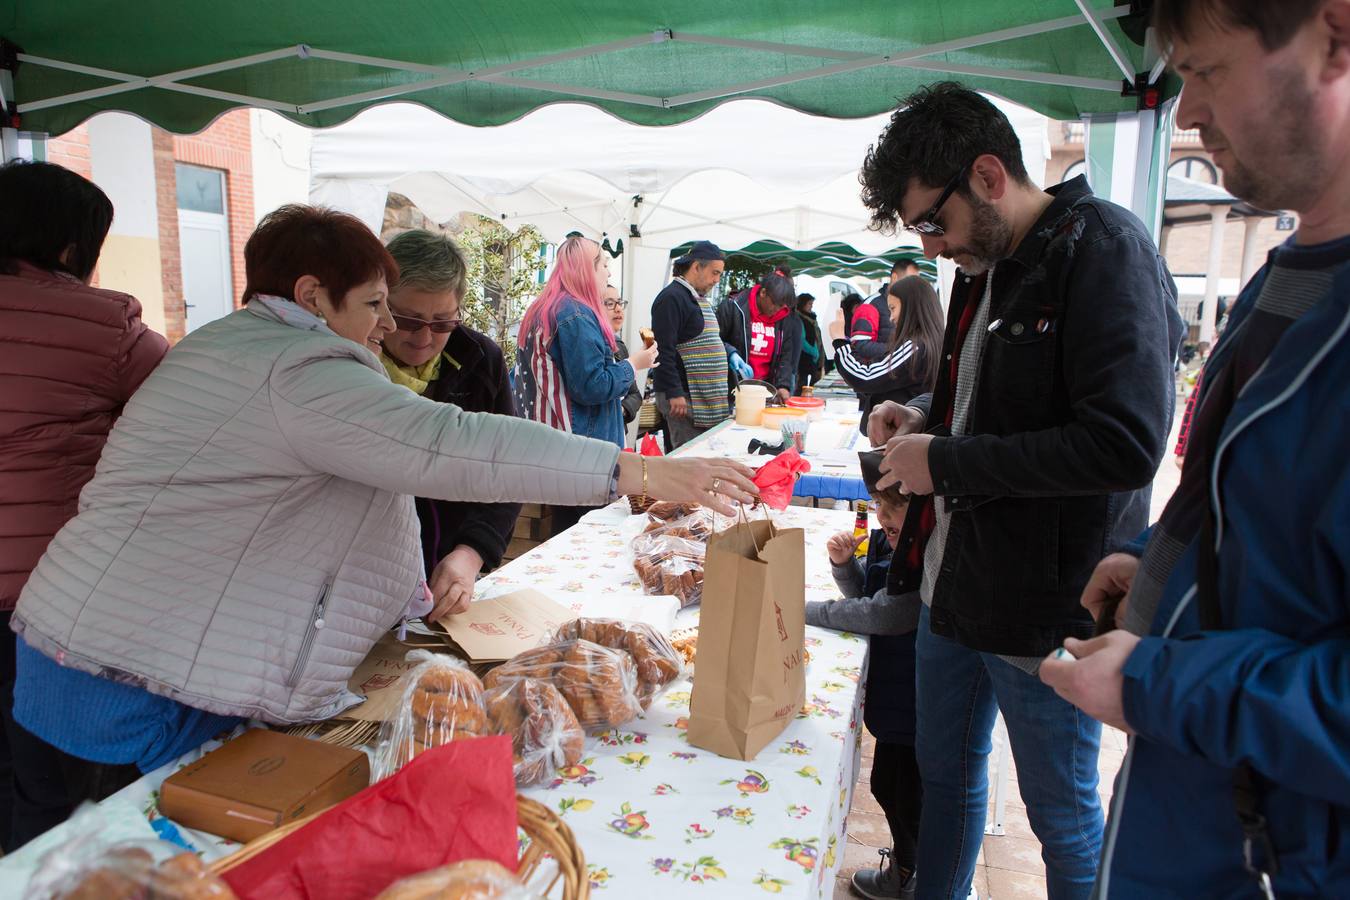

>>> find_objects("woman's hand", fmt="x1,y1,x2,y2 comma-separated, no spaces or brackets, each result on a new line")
427,545,483,622
826,531,864,565
630,341,659,371
618,453,758,515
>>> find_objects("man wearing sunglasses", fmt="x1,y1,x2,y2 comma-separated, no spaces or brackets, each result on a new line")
859,83,1183,900
382,229,521,621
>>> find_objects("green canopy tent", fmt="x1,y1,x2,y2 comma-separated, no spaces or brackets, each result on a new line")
670,239,937,280
0,1,1177,235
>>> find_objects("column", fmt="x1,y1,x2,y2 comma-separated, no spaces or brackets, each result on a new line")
1199,205,1231,348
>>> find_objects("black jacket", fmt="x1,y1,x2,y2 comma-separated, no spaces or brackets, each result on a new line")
887,177,1184,656
417,325,522,571
716,290,804,393
614,337,643,424
649,280,704,398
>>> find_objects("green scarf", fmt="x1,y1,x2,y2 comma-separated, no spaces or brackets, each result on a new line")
380,351,444,395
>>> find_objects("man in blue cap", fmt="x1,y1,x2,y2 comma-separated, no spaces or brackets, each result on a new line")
650,241,729,447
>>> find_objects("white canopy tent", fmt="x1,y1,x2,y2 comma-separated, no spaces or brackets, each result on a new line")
308,98,1050,337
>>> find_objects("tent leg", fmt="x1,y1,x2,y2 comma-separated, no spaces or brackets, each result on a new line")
1083,99,1176,244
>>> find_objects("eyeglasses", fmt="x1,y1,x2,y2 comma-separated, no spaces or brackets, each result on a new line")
904,161,974,237
603,299,628,311
392,313,461,334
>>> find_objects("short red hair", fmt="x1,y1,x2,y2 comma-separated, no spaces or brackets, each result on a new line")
243,205,399,308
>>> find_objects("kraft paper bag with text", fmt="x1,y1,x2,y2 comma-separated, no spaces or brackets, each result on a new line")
687,517,805,761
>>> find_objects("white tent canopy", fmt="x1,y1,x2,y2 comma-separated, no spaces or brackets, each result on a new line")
308,98,1049,334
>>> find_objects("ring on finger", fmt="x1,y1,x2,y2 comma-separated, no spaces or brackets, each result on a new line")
711,477,721,492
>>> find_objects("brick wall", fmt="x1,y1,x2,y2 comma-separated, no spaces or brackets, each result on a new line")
151,129,186,343
45,123,93,181
173,109,254,309
1046,145,1294,283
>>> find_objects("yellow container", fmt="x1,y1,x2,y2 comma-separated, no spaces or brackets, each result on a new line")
760,406,807,432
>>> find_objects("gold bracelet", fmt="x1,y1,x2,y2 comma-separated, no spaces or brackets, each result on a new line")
640,457,649,504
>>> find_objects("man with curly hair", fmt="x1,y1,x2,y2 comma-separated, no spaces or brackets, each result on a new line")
861,83,1183,900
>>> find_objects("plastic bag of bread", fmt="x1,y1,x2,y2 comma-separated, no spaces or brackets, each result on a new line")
552,618,683,706
374,650,488,780
643,500,702,524
482,677,584,785
28,831,238,900
631,527,705,608
373,859,537,900
642,504,716,542
483,639,642,730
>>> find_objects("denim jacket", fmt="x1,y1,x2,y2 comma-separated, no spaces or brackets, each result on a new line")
548,296,634,448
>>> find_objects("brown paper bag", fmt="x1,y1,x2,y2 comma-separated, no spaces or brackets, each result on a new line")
687,516,806,760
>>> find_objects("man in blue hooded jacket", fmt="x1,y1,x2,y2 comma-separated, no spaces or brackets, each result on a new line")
1041,2,1350,897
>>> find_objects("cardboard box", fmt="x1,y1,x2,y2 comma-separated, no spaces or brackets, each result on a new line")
159,729,370,842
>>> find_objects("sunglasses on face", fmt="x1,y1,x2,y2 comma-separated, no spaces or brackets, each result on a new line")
603,299,628,311
392,313,461,334
904,160,974,237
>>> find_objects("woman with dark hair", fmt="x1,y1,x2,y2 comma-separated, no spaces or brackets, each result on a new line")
10,205,756,823
830,275,943,435
796,293,825,388
0,161,169,848
716,271,803,402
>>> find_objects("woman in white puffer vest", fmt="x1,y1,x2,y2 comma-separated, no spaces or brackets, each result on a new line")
9,205,756,778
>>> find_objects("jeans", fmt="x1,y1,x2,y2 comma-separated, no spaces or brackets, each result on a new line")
914,605,1103,900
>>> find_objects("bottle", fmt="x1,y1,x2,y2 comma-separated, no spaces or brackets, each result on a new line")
853,500,870,558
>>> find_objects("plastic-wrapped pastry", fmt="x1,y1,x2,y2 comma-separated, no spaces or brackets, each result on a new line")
374,651,488,780
483,639,642,730
483,677,584,785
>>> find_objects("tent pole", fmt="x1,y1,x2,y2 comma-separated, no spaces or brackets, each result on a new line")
622,195,643,345
1071,0,1136,82
0,43,43,164
1199,205,1230,349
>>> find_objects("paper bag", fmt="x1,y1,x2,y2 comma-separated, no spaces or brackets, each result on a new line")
687,517,805,760
434,589,574,663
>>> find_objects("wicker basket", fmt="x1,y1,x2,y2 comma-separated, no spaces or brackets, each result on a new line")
209,793,588,899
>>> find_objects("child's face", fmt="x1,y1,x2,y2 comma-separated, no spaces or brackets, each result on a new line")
873,496,907,549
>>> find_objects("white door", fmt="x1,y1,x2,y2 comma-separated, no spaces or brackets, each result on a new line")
176,163,234,333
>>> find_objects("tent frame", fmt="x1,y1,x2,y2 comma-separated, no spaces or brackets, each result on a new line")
9,6,1140,125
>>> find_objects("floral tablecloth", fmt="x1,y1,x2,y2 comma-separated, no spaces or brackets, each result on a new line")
477,501,868,898
1,503,866,900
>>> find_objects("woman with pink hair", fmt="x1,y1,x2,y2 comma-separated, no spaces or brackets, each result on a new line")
515,236,658,529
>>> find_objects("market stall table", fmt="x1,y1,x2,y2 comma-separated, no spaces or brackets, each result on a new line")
0,502,865,900
675,399,870,505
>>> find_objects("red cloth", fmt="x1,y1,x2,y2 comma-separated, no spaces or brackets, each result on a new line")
752,447,811,511
222,736,519,900
638,433,664,457
747,286,791,381
0,263,167,610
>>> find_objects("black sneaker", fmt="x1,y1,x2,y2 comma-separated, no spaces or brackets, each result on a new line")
850,848,917,900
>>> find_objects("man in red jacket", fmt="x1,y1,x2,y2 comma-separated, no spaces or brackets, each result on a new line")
0,161,169,848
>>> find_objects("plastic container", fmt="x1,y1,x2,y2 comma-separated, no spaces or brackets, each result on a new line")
785,395,826,420
734,383,773,426
760,406,807,432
